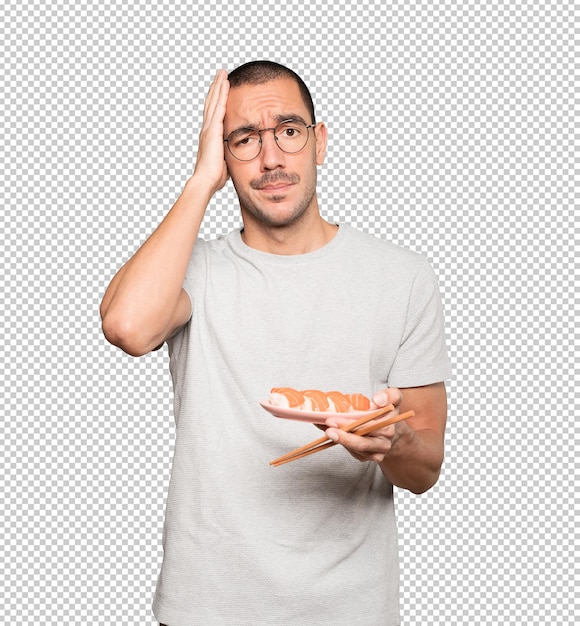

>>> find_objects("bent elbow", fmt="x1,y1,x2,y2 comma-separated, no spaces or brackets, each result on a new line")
101,314,153,357
410,465,443,495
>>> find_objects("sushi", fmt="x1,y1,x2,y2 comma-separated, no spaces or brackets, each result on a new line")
301,389,331,411
269,387,306,409
268,387,371,413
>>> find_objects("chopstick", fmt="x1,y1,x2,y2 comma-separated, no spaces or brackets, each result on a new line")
270,410,414,466
269,406,415,467
270,405,394,466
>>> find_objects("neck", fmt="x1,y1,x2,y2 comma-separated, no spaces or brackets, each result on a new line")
240,211,338,255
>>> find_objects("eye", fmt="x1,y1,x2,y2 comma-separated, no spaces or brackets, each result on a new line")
278,123,303,138
231,130,259,148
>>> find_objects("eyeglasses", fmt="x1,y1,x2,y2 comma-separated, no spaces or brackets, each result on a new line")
224,119,315,161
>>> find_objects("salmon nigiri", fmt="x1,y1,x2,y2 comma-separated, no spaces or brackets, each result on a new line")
346,393,371,411
269,387,305,408
268,387,371,413
326,391,352,413
301,389,330,412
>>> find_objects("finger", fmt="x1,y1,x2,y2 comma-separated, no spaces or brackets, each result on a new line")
205,70,226,106
326,423,395,445
371,390,389,408
324,415,355,429
203,70,228,123
326,427,394,460
325,407,397,432
368,424,396,439
371,387,403,409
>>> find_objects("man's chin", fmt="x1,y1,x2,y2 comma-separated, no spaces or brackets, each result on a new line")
244,205,308,229
268,194,287,203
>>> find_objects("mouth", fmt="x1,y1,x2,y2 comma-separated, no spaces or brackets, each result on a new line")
251,173,300,194
259,183,294,193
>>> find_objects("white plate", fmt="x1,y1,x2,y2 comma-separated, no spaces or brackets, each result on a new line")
260,401,374,424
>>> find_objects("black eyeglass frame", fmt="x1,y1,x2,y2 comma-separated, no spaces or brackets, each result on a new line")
223,119,316,162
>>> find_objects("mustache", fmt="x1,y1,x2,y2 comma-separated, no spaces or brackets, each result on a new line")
250,171,300,189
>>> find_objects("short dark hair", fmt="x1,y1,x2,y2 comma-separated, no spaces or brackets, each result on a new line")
228,60,316,124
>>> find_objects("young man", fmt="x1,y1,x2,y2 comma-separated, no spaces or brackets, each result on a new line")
101,61,450,626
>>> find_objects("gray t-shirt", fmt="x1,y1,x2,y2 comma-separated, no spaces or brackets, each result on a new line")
153,224,451,626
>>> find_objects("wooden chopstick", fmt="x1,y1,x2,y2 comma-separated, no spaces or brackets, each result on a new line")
269,405,394,466
269,407,415,467
270,410,415,466
270,411,415,467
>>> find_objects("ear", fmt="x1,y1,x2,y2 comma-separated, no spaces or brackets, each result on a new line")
314,122,328,165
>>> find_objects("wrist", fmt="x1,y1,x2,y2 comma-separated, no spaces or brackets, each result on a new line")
183,172,218,205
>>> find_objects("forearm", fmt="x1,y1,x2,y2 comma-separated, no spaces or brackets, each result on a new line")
379,427,444,494
101,70,231,356
100,175,212,354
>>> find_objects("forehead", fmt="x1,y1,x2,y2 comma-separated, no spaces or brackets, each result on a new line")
224,78,309,131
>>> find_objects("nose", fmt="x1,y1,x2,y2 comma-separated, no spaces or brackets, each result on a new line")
259,128,285,170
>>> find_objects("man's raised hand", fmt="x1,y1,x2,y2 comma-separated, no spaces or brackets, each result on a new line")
192,69,230,195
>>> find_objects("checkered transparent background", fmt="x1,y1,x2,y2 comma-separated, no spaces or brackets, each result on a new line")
1,0,576,624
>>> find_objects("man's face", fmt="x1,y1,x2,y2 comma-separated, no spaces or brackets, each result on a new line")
223,78,327,230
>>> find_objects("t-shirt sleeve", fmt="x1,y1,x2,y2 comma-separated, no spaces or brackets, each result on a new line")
181,237,208,311
166,238,207,348
387,257,451,388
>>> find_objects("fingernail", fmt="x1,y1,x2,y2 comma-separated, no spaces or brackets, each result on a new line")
326,429,339,442
373,391,388,405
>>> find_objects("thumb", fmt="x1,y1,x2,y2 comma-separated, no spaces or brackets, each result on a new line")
372,390,389,407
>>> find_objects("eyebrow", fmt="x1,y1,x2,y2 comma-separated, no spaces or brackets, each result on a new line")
231,113,310,133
